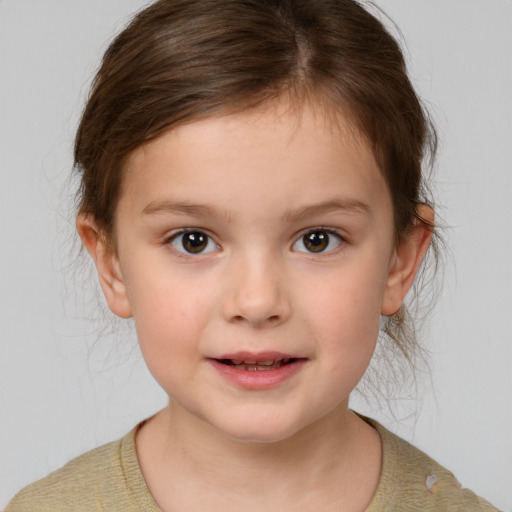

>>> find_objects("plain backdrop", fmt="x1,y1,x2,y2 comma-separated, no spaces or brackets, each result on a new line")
1,0,511,509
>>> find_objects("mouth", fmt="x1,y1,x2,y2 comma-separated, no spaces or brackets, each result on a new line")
209,352,307,389
213,351,305,370
216,358,299,371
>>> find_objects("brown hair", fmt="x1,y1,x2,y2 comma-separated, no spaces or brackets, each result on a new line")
75,0,439,370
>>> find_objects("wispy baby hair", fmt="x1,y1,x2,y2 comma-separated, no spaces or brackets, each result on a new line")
74,0,439,378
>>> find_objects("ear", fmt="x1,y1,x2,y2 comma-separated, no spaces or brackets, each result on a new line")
76,214,133,319
381,205,434,316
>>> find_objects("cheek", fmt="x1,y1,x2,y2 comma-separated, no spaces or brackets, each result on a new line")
125,270,215,374
127,259,212,325
298,263,385,362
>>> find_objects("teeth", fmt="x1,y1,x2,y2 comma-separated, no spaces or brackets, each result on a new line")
229,359,276,366
244,364,276,371
229,359,296,370
220,358,298,370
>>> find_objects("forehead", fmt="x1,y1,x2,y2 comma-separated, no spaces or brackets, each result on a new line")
120,100,391,221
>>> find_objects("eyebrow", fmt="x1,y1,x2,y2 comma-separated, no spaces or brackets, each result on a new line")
142,198,371,222
142,200,232,222
283,199,371,222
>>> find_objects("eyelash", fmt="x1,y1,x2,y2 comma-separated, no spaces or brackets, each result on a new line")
167,229,219,256
166,227,345,256
292,228,344,254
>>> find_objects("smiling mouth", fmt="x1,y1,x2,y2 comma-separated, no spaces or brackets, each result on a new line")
216,358,299,371
210,355,306,389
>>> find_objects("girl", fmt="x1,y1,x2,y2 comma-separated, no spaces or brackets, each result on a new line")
4,0,507,510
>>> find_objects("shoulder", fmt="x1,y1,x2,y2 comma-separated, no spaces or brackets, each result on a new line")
365,417,501,512
6,426,158,512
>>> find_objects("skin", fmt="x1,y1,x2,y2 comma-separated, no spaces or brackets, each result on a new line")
78,100,432,511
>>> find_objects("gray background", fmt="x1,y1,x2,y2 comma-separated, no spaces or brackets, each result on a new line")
1,0,511,509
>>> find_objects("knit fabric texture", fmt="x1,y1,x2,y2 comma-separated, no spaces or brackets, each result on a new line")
6,417,500,511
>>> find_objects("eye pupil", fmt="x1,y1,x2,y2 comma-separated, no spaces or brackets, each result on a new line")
183,232,207,253
304,231,329,252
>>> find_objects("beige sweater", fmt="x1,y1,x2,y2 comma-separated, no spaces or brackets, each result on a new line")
6,418,500,511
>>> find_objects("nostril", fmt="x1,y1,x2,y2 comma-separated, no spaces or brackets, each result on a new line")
230,313,281,325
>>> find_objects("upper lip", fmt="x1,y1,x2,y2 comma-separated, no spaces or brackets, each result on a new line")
212,351,303,362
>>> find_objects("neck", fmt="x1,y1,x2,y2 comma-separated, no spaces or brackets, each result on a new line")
136,401,381,511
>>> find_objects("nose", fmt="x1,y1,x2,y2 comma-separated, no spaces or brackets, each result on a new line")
222,251,291,327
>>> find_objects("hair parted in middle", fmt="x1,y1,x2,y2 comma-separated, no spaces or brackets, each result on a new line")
74,0,439,380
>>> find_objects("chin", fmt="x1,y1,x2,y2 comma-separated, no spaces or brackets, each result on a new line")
224,428,298,444
212,414,308,445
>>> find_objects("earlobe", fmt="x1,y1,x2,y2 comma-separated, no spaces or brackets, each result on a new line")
76,214,133,319
381,205,434,316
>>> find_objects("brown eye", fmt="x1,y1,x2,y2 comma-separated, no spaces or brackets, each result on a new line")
304,231,328,252
293,229,342,253
171,231,217,254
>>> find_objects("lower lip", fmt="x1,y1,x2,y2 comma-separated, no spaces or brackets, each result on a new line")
209,359,306,390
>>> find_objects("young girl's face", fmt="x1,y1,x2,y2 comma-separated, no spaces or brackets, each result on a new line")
86,100,424,443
